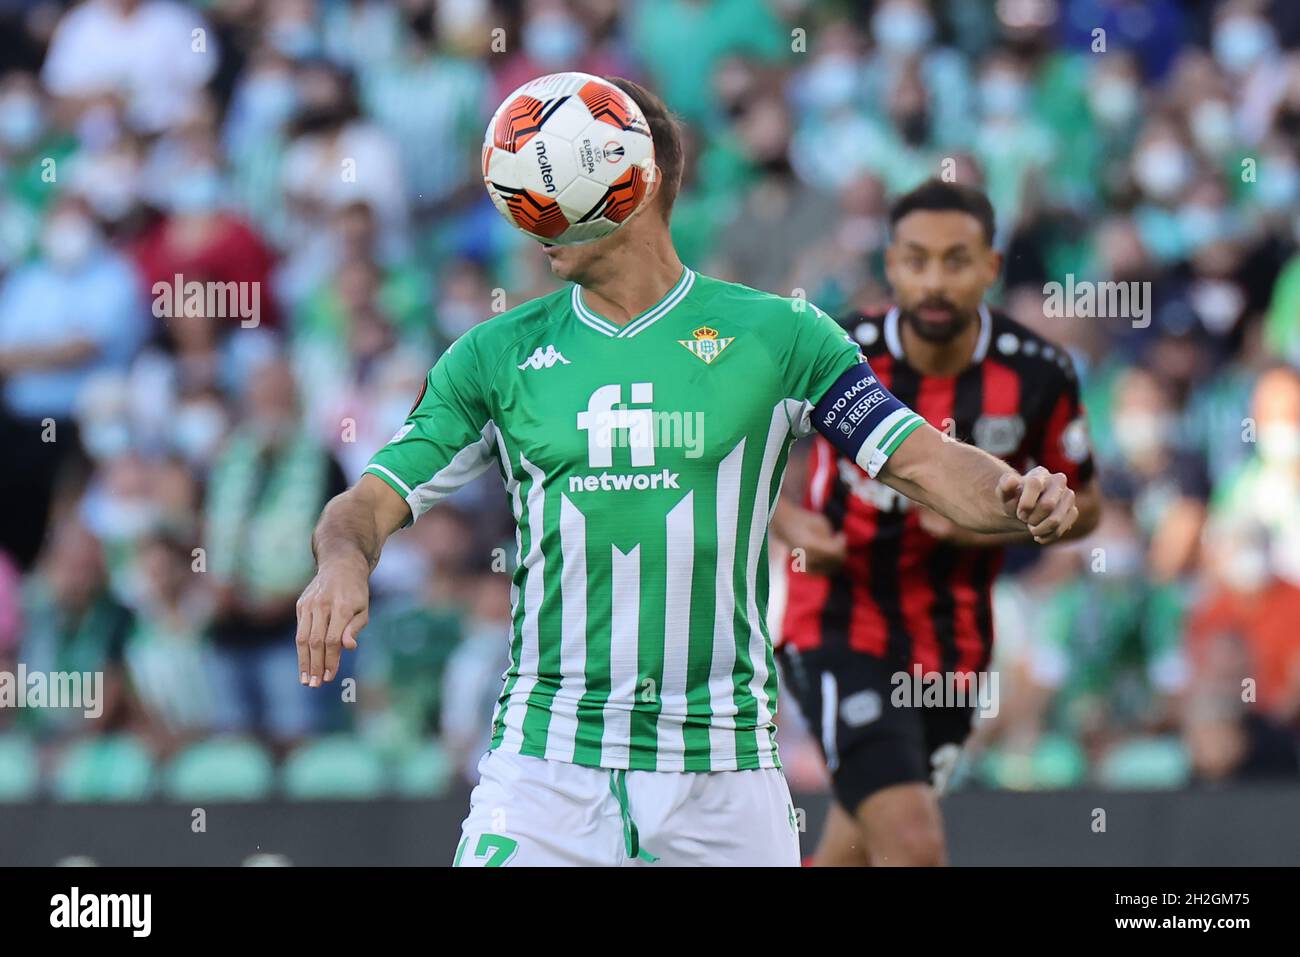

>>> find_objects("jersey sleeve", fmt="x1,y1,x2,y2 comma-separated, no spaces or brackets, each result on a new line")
1034,360,1095,487
784,302,925,478
784,302,864,420
364,333,498,523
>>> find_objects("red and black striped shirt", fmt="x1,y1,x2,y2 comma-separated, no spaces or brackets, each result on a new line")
779,305,1095,674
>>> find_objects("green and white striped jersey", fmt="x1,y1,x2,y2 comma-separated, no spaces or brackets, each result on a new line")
366,268,922,771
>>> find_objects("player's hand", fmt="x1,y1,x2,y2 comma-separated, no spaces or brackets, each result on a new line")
779,506,847,575
295,555,369,687
996,466,1078,544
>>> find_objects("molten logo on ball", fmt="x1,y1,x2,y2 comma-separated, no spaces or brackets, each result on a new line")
535,138,556,193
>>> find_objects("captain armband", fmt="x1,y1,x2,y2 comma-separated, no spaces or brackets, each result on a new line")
810,364,926,478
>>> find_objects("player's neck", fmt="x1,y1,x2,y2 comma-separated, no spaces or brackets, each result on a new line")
901,312,981,377
578,234,685,328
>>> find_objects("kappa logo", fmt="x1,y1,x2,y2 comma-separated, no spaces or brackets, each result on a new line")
518,344,571,370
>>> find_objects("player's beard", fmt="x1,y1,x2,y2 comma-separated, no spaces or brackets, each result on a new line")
901,299,974,344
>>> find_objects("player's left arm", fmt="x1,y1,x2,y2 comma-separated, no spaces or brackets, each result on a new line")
806,363,1079,542
876,424,1078,544
791,303,1077,543
916,476,1100,546
918,357,1103,546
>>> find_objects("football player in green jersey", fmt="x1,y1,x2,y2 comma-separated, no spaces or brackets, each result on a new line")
295,78,1079,866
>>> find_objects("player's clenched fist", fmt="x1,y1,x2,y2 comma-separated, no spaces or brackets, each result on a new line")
295,555,370,686
996,466,1078,545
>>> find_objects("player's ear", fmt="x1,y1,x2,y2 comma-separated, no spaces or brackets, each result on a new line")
627,163,663,223
644,162,663,202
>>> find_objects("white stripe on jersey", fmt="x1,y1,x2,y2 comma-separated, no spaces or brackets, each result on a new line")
488,426,522,742
546,494,589,763
570,285,621,336
707,439,746,770
364,463,412,496
570,268,696,339
787,397,817,439
602,543,640,767
500,452,547,752
617,269,695,338
378,419,500,520
656,490,694,771
744,403,796,768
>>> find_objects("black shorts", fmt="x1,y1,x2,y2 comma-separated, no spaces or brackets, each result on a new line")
777,646,975,815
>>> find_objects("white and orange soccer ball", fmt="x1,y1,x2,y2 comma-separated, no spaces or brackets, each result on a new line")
482,72,657,246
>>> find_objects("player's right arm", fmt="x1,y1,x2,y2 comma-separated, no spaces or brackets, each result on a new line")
297,329,498,687
296,474,411,687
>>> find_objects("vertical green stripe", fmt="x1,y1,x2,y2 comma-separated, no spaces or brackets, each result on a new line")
572,524,611,766
490,463,525,752
757,525,782,768
758,440,792,768
489,569,523,751
683,457,719,771
629,514,667,769
730,434,762,770
519,469,557,757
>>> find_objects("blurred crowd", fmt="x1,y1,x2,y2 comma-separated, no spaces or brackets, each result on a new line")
0,0,1299,801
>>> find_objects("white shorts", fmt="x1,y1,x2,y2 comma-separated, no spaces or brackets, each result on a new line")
453,750,802,867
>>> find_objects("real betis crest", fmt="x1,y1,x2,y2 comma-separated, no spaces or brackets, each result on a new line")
678,324,734,365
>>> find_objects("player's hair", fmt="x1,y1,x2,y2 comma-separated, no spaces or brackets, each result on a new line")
888,179,997,245
605,76,685,218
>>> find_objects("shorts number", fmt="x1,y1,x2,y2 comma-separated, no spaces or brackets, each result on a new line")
453,833,519,867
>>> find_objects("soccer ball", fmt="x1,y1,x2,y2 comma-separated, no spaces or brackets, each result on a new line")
482,72,657,246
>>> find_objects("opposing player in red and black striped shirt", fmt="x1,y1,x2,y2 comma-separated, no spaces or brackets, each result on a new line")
773,180,1101,866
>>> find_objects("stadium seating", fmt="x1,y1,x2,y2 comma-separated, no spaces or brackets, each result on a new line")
0,733,39,801
1097,737,1191,790
282,735,388,799
977,734,1088,790
161,737,277,801
391,740,455,798
51,734,155,802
